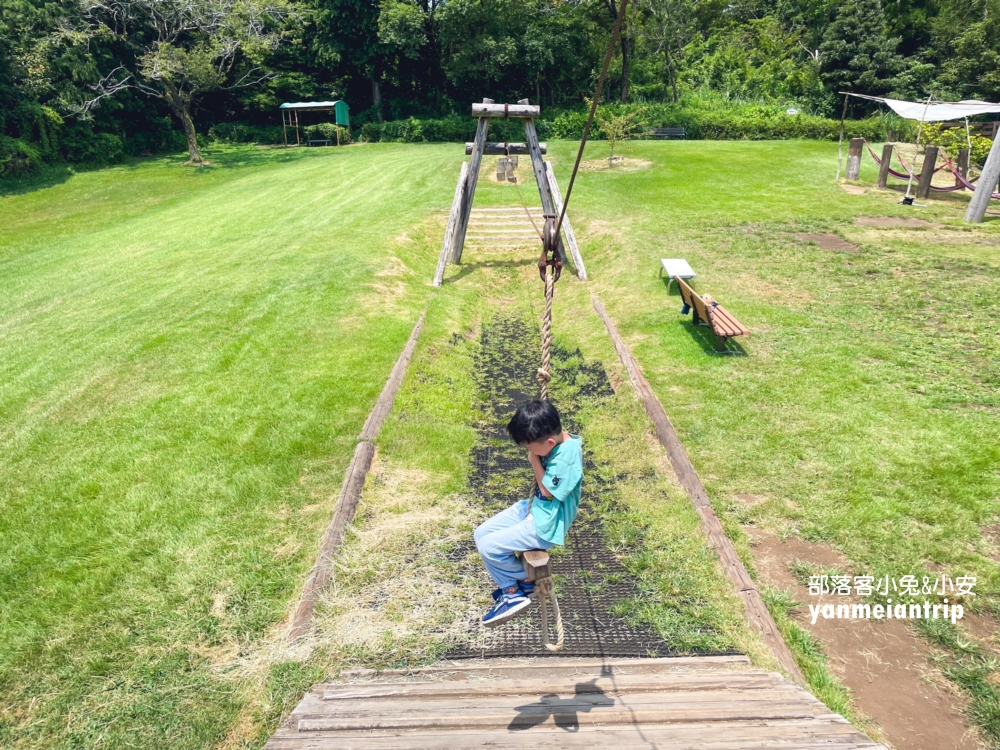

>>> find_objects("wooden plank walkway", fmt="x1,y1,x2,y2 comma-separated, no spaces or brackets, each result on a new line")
266,657,884,749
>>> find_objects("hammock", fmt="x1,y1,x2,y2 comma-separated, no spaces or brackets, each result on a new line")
865,142,997,196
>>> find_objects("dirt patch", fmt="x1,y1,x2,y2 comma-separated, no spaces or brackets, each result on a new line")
840,184,867,195
793,233,859,253
750,531,980,750
855,216,941,229
579,157,652,172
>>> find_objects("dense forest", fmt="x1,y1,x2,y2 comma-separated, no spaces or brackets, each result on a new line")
2,0,999,171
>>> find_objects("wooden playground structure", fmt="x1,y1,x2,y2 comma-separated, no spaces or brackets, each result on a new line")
271,96,889,749
433,99,587,287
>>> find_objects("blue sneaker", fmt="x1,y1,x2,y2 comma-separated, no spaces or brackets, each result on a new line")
518,580,536,598
483,588,531,628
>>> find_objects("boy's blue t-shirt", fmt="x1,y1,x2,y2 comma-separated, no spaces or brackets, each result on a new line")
532,435,584,545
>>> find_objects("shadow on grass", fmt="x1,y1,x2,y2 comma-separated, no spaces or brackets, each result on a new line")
0,163,75,196
0,144,351,198
443,256,535,285
659,276,747,356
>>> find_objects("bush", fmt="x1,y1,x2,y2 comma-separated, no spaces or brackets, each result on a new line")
209,122,285,145
304,123,352,144
0,136,42,176
358,115,478,143
920,123,994,167
60,125,126,165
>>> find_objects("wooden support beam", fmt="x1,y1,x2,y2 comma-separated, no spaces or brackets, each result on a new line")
916,145,939,199
451,100,492,264
522,103,566,264
288,313,426,641
966,134,1000,222
433,162,468,287
845,138,863,180
471,103,540,119
876,144,892,190
956,149,969,187
591,295,806,687
465,142,546,155
545,162,587,280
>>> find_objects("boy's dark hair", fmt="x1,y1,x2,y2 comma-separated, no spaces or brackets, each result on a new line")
507,400,562,444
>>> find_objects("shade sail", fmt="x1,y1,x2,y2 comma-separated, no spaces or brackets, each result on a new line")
843,93,1000,122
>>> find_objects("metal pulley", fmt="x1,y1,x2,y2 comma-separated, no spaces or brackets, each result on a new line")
537,213,562,282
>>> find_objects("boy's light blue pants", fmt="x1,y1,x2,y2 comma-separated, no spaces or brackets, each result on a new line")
474,499,554,589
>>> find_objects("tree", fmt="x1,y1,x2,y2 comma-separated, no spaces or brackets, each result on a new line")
937,2,1000,101
818,0,904,99
640,0,700,103
593,103,647,165
79,0,290,164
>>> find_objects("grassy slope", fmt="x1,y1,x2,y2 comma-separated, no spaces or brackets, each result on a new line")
555,138,1000,735
4,139,1000,747
0,144,466,748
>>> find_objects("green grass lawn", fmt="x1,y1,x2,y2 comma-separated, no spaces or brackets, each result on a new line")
3,139,1000,748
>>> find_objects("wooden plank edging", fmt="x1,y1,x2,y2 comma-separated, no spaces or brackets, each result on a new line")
591,295,806,686
288,312,426,641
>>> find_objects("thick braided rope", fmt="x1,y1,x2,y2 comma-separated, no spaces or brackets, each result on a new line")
536,268,555,400
537,577,565,652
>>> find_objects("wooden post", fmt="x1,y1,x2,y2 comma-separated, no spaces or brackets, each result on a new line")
835,94,848,180
465,142,546,155
957,149,970,187
433,162,468,287
876,144,893,189
521,101,566,264
282,109,288,147
295,110,301,146
967,134,1000,222
451,100,491,264
545,161,587,280
845,138,863,180
916,145,939,199
496,157,507,181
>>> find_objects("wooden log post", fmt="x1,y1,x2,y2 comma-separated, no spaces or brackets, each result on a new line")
451,100,492,264
545,161,587,280
845,138,863,181
465,143,546,155
956,149,970,187
966,134,1000,223
496,157,507,181
433,163,468,287
876,144,893,190
916,145,939,200
521,100,566,264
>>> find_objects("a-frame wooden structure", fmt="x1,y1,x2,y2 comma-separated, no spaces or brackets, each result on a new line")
433,99,587,286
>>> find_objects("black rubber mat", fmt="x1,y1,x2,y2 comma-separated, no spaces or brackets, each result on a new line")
444,312,688,659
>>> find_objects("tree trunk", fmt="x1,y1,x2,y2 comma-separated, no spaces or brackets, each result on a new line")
162,81,203,165
665,54,679,103
620,34,631,103
536,76,541,105
372,78,383,123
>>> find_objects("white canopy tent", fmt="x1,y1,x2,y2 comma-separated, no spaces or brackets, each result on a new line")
844,93,1000,123
837,93,1000,221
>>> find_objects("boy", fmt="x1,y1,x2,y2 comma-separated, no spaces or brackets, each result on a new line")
474,399,584,627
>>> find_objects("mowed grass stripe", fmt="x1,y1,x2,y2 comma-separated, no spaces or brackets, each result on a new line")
0,144,458,748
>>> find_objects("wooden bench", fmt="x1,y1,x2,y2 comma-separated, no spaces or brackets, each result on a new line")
676,277,748,353
647,127,685,140
307,139,331,147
